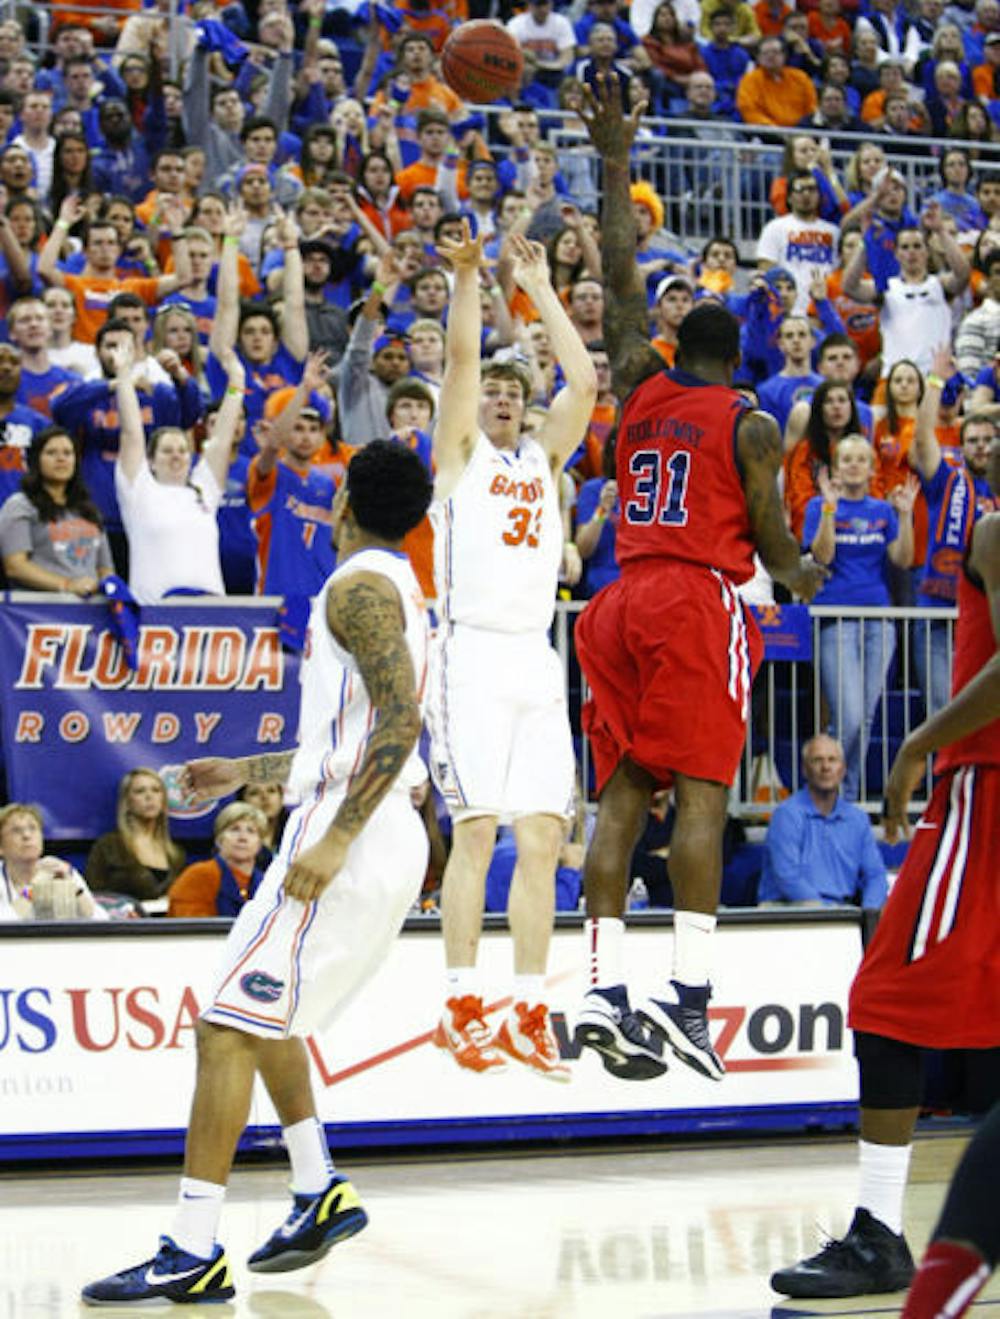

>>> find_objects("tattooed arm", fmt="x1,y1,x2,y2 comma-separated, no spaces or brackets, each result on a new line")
283,570,422,902
578,76,662,400
737,410,828,601
181,751,295,802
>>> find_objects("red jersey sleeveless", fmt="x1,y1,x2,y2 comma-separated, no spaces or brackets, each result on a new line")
616,369,755,584
937,552,1000,772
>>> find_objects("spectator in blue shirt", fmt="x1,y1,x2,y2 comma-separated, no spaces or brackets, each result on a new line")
803,435,916,801
759,734,888,907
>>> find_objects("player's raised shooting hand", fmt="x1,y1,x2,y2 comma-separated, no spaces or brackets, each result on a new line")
508,233,549,296
283,831,350,903
435,217,483,272
578,72,648,165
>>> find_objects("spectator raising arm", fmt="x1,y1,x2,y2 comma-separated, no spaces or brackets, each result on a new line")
274,211,308,363
110,338,145,484
209,206,246,362
911,341,951,481
202,349,247,492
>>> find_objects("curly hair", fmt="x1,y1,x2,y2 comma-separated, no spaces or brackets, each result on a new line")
346,440,433,541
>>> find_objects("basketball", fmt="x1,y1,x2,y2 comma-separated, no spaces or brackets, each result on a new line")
441,21,524,104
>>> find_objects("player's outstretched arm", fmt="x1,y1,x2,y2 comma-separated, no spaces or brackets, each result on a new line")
509,235,597,469
737,409,828,600
284,571,422,902
434,219,485,493
884,513,1000,840
181,752,295,803
578,74,661,400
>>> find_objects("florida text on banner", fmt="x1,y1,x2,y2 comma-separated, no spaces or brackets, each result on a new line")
0,602,300,839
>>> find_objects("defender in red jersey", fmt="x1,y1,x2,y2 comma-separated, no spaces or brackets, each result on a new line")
772,432,1000,1302
571,75,826,1085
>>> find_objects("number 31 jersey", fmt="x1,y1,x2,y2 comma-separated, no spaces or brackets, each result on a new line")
616,368,756,586
432,432,562,633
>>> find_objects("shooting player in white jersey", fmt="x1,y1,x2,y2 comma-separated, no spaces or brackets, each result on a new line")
82,442,434,1308
429,225,597,1080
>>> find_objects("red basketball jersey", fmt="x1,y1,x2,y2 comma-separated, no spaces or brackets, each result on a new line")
615,369,755,584
936,555,1000,772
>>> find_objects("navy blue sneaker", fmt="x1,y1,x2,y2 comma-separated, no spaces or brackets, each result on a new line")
247,1175,368,1274
770,1207,915,1297
638,979,724,1081
574,984,667,1080
81,1234,234,1306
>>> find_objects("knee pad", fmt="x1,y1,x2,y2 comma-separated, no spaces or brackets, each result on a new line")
855,1030,924,1109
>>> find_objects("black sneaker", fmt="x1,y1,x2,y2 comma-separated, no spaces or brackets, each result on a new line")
247,1175,368,1274
637,979,724,1081
770,1207,916,1298
573,985,667,1080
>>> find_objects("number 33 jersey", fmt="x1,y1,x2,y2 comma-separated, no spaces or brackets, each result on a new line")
616,368,756,586
432,433,562,633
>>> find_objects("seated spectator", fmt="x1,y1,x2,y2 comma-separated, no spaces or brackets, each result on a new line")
237,783,289,868
111,336,240,603
700,0,762,49
0,426,113,595
167,802,267,917
699,11,752,114
0,803,107,921
804,436,916,800
797,81,865,150
86,767,186,904
736,36,819,126
507,0,578,92
640,2,706,110
758,734,889,906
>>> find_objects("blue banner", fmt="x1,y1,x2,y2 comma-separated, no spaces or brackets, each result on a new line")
750,603,813,662
0,601,300,840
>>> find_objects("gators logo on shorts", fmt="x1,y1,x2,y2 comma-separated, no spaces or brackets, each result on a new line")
240,971,285,1003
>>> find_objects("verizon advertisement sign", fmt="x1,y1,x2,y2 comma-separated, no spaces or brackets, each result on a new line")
0,922,861,1155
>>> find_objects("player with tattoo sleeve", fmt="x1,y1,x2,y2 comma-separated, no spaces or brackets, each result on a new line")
571,75,827,1084
82,442,434,1308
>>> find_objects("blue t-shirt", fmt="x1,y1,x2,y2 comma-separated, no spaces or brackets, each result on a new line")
802,494,898,606
575,477,620,597
757,371,823,435
206,345,304,454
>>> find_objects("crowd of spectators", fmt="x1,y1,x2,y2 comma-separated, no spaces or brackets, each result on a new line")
0,0,998,917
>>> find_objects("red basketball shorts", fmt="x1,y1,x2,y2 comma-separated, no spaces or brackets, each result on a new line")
575,561,763,792
849,764,1000,1050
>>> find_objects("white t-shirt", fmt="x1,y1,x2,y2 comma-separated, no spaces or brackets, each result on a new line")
115,457,224,604
756,213,840,315
879,273,952,377
49,341,100,378
506,11,576,65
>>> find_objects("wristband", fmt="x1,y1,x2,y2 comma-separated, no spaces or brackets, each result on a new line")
821,503,836,517
370,280,386,296
308,14,322,25
593,507,607,522
223,235,239,247
926,373,945,389
225,385,243,396
489,284,501,297
564,540,575,551
55,219,71,231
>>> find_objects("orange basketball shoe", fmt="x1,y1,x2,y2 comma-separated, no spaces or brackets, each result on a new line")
434,995,508,1073
494,1002,571,1082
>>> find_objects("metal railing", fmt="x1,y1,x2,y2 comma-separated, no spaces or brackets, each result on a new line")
554,599,955,820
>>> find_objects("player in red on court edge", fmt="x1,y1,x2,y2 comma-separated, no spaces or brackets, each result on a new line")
570,73,826,1084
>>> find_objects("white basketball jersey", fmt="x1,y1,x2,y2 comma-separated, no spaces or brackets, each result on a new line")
432,433,562,633
286,548,430,801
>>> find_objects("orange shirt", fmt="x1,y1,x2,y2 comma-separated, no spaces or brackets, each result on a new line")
403,516,436,600
62,272,161,344
973,63,996,101
814,268,881,365
357,194,411,240
753,0,792,36
372,76,463,118
807,11,851,49
167,857,256,917
51,0,139,36
735,65,818,127
651,336,677,366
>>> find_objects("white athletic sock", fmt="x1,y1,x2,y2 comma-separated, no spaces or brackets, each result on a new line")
585,916,625,988
283,1117,335,1197
672,910,717,986
171,1177,226,1259
858,1139,911,1236
445,966,479,999
512,973,545,1006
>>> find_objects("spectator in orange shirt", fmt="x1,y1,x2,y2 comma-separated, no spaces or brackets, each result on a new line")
972,30,1000,98
807,0,852,53
736,36,819,126
371,32,464,120
754,0,793,37
134,148,191,230
394,108,462,206
38,193,191,344
167,802,267,918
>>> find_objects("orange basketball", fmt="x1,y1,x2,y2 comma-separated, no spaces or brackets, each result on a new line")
441,21,524,104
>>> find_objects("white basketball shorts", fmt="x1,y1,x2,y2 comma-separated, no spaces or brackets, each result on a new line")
202,783,428,1039
428,625,575,822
